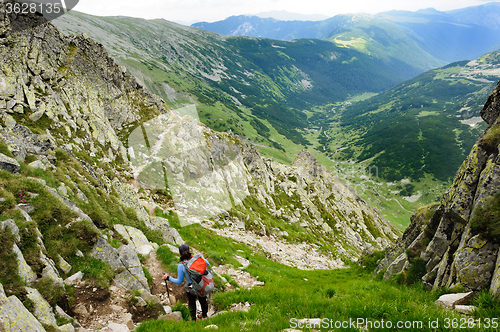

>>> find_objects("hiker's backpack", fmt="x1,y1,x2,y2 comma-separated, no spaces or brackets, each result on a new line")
183,254,215,297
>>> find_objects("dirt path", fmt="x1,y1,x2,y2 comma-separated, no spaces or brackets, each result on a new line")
144,251,188,305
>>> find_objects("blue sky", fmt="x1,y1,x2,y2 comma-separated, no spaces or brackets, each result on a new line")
72,0,498,24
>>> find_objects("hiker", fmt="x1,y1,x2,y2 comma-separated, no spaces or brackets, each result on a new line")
162,244,211,321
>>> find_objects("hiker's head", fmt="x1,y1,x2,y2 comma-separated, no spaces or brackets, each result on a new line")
179,244,192,261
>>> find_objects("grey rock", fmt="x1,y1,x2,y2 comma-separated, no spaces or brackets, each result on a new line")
137,289,164,312
58,323,76,332
75,328,91,332
26,286,58,327
28,160,46,170
117,245,141,269
17,203,35,214
134,296,147,307
452,235,498,291
455,305,476,315
64,271,84,286
90,237,123,271
13,244,36,285
0,152,20,172
490,250,500,297
58,254,72,274
0,283,6,304
107,322,130,332
164,227,184,246
113,224,154,256
114,270,148,292
0,295,46,332
58,184,69,197
55,305,74,321
15,205,33,222
72,303,88,316
75,187,88,203
159,311,183,322
42,264,65,288
434,292,474,310
0,132,26,162
1,219,20,243
148,216,170,230
111,178,149,222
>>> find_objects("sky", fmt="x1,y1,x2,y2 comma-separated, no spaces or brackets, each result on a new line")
71,0,497,24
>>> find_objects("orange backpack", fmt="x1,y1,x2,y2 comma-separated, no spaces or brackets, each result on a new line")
183,254,215,297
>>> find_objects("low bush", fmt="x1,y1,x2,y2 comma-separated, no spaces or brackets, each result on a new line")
471,192,500,241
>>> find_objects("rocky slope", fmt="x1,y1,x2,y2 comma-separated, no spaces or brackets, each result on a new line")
377,79,500,294
0,3,399,332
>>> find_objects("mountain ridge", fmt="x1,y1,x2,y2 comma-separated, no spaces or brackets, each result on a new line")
192,3,500,69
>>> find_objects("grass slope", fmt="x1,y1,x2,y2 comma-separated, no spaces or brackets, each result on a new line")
138,224,500,331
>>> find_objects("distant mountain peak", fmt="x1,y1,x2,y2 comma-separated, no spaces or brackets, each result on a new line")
252,10,329,21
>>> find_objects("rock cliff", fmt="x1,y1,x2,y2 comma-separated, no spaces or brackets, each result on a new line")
0,3,399,331
377,79,500,294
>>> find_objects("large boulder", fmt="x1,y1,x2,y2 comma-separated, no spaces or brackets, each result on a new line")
114,245,149,291
0,152,20,173
451,235,498,291
90,237,123,271
25,287,58,327
0,295,46,332
1,219,20,243
113,224,155,256
111,178,149,222
90,238,150,293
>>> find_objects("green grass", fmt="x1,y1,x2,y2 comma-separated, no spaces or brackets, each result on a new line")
0,227,25,296
139,226,498,331
471,191,500,241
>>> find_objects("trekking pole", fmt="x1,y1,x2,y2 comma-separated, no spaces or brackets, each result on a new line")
163,273,171,305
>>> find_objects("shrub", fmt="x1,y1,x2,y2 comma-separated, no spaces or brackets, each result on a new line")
172,301,191,320
479,123,500,151
404,257,427,285
34,277,67,308
358,250,385,272
69,256,115,289
471,192,500,241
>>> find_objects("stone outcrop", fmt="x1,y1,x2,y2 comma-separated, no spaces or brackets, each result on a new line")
26,286,58,328
378,80,500,294
0,152,20,172
113,224,156,256
0,284,46,332
90,238,150,293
